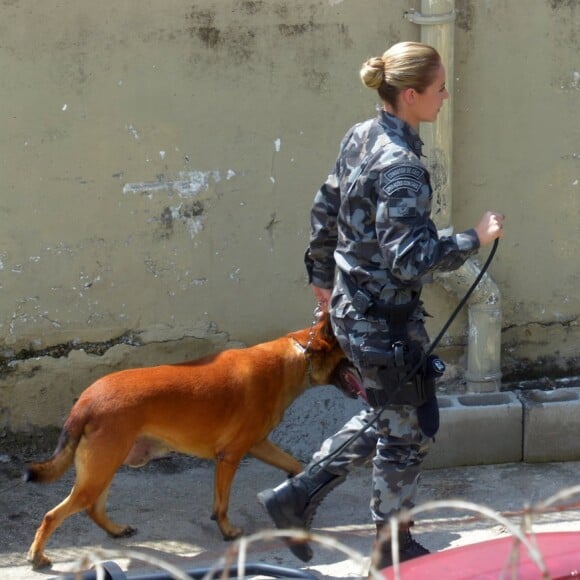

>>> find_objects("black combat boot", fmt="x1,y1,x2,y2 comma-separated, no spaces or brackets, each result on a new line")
370,522,430,573
257,463,346,562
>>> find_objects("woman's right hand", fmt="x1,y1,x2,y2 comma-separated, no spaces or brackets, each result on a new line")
475,211,505,246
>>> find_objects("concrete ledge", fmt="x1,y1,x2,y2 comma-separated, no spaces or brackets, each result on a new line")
424,391,523,469
520,387,580,463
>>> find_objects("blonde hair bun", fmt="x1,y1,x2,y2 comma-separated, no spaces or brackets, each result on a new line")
360,56,385,90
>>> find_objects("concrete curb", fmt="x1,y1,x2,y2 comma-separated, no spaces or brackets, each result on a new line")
425,391,522,469
520,387,580,463
270,379,580,469
425,386,580,469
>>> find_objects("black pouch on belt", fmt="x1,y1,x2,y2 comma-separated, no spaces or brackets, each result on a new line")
416,355,446,438
362,342,445,437
362,341,428,406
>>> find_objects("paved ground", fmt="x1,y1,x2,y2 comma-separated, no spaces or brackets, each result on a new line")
1,454,580,579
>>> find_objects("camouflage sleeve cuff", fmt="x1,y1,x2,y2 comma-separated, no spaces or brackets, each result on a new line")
309,262,335,288
310,272,334,289
304,249,334,288
455,228,481,252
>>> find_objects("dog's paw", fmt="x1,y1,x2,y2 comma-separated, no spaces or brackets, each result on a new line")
222,526,244,541
28,552,52,570
111,525,137,538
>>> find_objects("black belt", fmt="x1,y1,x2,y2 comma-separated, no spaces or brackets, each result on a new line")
366,292,420,323
343,276,420,324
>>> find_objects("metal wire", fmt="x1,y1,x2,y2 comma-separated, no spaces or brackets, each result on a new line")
55,484,580,580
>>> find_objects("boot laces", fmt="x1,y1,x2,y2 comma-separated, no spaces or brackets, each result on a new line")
300,471,345,528
301,481,327,527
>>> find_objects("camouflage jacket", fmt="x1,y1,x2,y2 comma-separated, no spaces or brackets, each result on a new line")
305,110,480,316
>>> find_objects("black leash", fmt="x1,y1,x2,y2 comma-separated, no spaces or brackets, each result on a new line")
311,239,500,471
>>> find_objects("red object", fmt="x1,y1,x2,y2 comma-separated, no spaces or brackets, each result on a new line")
381,532,580,579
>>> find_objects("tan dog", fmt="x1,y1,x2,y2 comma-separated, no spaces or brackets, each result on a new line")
24,314,361,569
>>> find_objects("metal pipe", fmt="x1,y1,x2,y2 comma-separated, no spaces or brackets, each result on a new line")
437,261,502,392
405,0,502,392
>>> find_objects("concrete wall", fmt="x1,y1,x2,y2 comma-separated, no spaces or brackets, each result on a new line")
0,0,578,438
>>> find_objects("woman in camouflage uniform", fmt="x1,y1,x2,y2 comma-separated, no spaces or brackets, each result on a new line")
258,41,505,570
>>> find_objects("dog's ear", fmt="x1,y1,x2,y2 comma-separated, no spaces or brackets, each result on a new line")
289,312,336,352
316,312,336,345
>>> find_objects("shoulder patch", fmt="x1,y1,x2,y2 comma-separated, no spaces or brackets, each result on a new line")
381,165,426,196
384,165,425,181
380,165,426,219
387,196,417,218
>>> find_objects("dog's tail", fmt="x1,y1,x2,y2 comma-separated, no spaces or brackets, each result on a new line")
23,427,80,484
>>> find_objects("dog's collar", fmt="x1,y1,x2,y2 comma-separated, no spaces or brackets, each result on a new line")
292,338,307,354
292,338,314,384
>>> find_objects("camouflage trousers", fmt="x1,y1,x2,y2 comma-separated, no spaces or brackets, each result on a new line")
311,314,430,523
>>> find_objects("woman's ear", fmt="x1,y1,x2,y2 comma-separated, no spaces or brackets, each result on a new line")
401,87,417,105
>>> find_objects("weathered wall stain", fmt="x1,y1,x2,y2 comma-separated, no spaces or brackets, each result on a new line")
154,202,206,240
239,0,264,15
548,0,577,10
278,22,322,36
455,0,474,32
184,2,353,86
123,170,225,196
123,170,229,241
158,206,175,239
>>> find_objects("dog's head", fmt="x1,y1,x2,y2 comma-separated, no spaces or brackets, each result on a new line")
297,313,363,399
328,358,364,400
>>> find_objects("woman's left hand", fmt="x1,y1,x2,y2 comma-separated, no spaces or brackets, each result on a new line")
312,285,332,312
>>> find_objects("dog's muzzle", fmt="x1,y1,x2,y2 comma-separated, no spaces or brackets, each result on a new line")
331,359,363,400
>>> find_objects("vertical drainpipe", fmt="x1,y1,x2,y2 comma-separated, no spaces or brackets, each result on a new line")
405,0,502,392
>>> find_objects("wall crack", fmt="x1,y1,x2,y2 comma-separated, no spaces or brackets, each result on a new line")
0,331,142,379
502,316,578,333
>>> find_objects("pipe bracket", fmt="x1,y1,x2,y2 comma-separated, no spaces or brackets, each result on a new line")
404,9,456,25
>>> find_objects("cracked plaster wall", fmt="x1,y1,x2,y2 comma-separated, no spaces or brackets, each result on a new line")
0,0,578,437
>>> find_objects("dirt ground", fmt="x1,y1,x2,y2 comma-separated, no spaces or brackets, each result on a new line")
2,451,580,579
